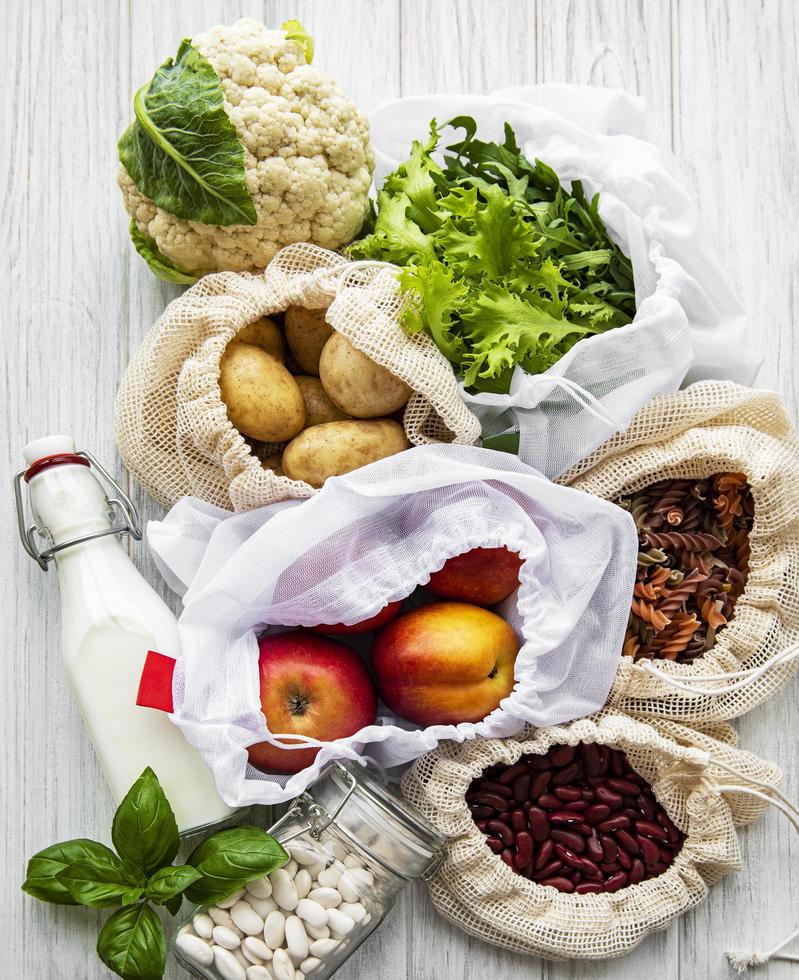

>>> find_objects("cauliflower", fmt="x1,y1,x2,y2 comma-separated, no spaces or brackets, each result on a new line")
119,18,373,277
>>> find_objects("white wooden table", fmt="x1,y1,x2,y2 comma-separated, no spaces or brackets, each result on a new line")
3,1,798,977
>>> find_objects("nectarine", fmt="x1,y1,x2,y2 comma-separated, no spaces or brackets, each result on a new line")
426,547,524,606
247,631,377,774
309,600,402,635
371,602,518,726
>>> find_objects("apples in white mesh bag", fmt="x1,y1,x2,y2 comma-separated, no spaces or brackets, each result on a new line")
148,444,639,805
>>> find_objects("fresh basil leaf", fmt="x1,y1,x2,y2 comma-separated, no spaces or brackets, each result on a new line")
165,892,183,917
281,19,314,63
121,887,146,906
118,39,257,227
22,839,114,905
112,768,179,877
57,852,144,909
128,220,199,284
145,865,202,906
186,826,288,905
97,903,166,980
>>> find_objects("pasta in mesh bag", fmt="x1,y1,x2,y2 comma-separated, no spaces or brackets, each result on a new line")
401,710,789,965
559,380,799,723
114,243,481,512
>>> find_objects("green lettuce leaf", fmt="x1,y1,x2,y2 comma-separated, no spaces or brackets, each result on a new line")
119,39,256,227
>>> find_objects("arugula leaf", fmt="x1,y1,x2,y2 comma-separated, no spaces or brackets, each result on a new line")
22,839,115,906
119,39,256,226
145,865,202,906
128,220,199,284
112,767,180,877
57,852,145,909
97,903,166,980
349,115,636,392
281,19,314,64
186,826,288,906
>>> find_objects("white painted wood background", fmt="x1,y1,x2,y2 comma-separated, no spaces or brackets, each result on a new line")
2,1,797,978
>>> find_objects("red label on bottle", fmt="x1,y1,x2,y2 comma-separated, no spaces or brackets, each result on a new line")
137,650,175,713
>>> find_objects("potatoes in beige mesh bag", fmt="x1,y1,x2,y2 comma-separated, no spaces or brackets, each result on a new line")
559,380,799,723
115,243,481,512
401,710,785,963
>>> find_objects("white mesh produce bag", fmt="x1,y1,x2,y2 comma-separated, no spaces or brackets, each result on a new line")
369,85,758,479
401,710,785,962
147,444,639,805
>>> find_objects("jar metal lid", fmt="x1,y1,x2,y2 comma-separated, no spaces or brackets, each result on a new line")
310,762,443,882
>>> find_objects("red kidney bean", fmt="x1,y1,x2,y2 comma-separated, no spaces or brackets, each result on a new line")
470,805,494,819
594,785,624,808
498,762,528,785
636,819,670,841
550,745,577,767
564,800,590,812
606,777,640,796
554,786,583,802
658,846,675,865
585,804,611,824
554,844,584,871
629,858,645,884
600,835,618,863
637,794,656,821
513,773,531,802
527,754,551,770
578,855,601,877
650,861,669,875
540,876,575,893
637,836,661,865
533,860,564,881
600,862,621,874
514,832,533,870
622,807,640,820
500,848,514,867
527,806,550,842
604,871,629,892
510,809,528,833
586,835,604,863
487,820,514,845
534,838,555,870
597,814,630,833
550,829,585,853
609,752,625,776
616,830,641,857
530,770,551,797
472,792,509,811
480,780,514,797
476,820,489,832
549,810,587,825
537,793,561,810
616,847,632,870
576,882,603,894
551,763,582,786
580,743,602,777
486,837,504,854
581,788,595,801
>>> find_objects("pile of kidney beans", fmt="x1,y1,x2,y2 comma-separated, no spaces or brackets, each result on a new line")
466,742,685,894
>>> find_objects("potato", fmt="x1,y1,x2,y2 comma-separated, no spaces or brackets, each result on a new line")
219,341,305,442
319,333,412,418
261,453,284,476
235,316,286,362
295,376,351,427
282,419,409,488
285,306,334,375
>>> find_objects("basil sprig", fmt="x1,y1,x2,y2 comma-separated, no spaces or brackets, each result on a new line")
22,768,287,980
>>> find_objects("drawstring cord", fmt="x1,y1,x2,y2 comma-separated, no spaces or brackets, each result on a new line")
637,643,799,697
711,759,799,970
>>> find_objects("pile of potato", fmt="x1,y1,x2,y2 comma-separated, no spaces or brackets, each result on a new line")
219,308,411,488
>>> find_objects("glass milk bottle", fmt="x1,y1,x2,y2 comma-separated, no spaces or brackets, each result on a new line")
14,435,234,834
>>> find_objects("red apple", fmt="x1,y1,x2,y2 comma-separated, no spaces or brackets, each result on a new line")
309,600,403,635
247,631,377,774
426,547,524,606
371,602,518,726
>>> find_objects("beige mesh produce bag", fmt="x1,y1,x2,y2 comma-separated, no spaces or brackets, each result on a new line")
401,709,782,961
115,243,481,512
559,381,799,723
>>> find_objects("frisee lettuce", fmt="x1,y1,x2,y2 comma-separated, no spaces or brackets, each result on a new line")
349,117,636,392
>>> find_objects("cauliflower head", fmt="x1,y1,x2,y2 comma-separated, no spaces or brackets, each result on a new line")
119,18,374,276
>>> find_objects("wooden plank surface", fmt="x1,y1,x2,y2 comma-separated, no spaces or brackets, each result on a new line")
1,0,797,978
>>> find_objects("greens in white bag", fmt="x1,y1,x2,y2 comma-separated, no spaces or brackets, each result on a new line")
364,85,758,479
148,445,638,805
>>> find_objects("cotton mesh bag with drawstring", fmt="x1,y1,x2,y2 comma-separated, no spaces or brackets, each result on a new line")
401,709,799,970
114,243,481,512
556,380,799,724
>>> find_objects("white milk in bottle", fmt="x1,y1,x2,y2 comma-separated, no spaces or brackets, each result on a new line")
16,436,235,833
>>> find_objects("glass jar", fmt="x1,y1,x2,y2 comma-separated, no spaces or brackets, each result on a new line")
173,762,444,980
